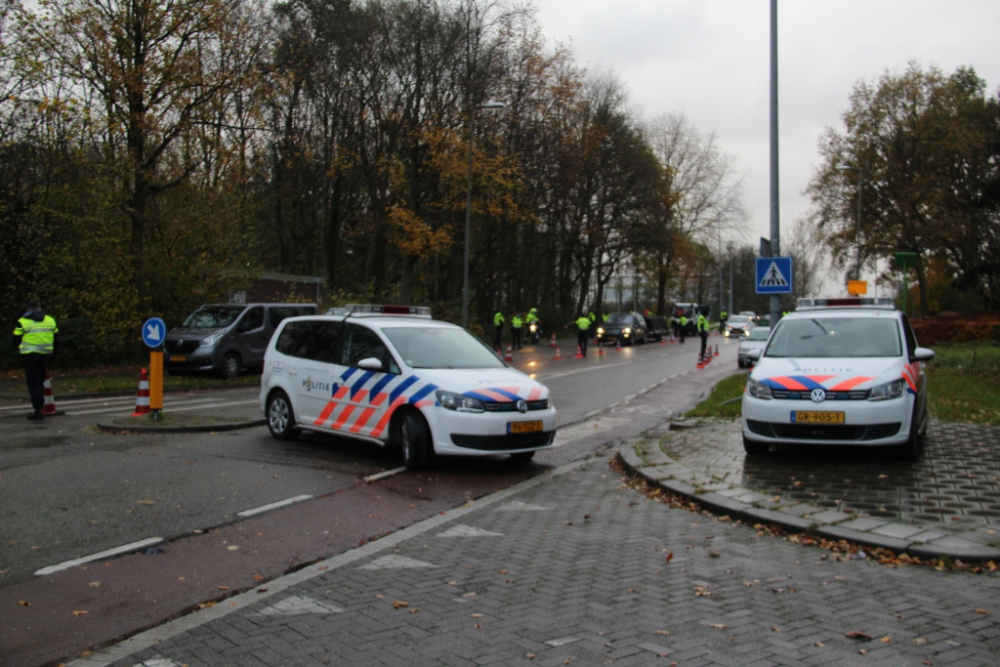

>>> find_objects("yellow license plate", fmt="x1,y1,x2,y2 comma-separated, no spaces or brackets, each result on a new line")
170,356,187,362
792,411,845,423
508,420,543,434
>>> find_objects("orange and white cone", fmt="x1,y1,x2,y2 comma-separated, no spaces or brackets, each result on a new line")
597,344,604,356
505,344,514,362
697,352,704,369
714,344,719,357
670,332,675,343
659,336,666,346
42,370,64,416
615,337,622,352
554,346,562,361
575,344,584,359
549,333,558,347
132,368,151,416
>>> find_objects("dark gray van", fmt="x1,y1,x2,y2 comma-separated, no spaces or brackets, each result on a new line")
164,303,318,378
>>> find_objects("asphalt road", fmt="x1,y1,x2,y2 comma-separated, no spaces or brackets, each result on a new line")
0,336,724,589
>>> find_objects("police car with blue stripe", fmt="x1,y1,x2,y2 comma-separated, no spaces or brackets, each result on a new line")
741,297,934,461
260,305,557,469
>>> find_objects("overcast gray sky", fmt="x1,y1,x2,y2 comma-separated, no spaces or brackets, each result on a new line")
531,0,1000,252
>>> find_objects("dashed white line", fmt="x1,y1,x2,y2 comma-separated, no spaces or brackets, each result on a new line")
34,537,163,576
363,467,408,483
236,495,313,517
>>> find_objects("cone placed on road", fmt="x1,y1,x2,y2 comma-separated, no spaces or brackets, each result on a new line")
696,352,704,369
42,370,65,416
615,337,622,352
670,332,675,343
597,344,604,356
659,336,666,346
574,344,584,359
132,367,151,416
505,344,514,362
549,333,558,347
714,344,719,357
554,346,562,361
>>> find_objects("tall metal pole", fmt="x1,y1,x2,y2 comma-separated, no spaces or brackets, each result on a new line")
769,0,781,325
856,169,863,281
729,257,733,315
718,217,723,322
462,111,475,329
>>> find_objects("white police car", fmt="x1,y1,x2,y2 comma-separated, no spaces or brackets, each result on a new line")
259,305,557,469
741,297,934,460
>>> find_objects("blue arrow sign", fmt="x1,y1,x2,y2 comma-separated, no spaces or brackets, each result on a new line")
755,256,793,294
142,317,167,349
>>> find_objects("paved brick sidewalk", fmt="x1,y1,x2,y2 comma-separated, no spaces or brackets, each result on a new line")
87,455,1000,667
622,418,1000,561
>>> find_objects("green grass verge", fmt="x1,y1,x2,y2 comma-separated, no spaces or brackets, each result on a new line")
685,372,748,418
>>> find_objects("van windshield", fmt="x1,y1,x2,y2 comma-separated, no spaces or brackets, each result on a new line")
182,306,245,329
382,327,506,369
765,317,901,358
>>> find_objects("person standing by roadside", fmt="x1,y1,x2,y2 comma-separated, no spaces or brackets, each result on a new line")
678,314,687,343
493,311,505,351
511,313,523,350
569,313,591,357
13,300,59,421
696,308,709,360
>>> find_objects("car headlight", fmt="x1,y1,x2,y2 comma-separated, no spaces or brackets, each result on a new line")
597,327,604,334
868,378,905,401
435,390,485,413
746,377,772,400
623,327,631,334
200,334,223,347
724,331,730,337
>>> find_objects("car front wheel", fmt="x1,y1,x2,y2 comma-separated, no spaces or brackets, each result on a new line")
895,406,925,462
401,411,434,470
267,391,299,440
221,352,242,379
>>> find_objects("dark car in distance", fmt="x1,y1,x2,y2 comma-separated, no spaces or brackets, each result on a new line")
596,312,648,346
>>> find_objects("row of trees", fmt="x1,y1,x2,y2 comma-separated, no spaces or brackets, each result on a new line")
0,0,751,364
808,62,1000,316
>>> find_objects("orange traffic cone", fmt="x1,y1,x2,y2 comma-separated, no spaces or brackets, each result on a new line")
574,344,584,359
714,344,719,357
132,368,151,416
505,344,514,362
554,346,562,361
670,331,676,343
697,352,704,369
549,333,558,347
597,344,604,356
42,370,65,416
615,337,622,352
659,336,666,346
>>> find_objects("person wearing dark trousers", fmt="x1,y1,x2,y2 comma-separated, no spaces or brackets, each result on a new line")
511,313,523,350
574,314,591,357
493,311,505,350
697,309,709,359
13,300,59,420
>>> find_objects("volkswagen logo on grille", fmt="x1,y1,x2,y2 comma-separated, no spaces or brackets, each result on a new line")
810,388,826,403
178,339,184,346
516,399,528,414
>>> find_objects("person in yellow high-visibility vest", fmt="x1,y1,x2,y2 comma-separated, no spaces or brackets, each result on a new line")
696,309,710,359
493,311,505,350
572,314,591,357
13,300,59,420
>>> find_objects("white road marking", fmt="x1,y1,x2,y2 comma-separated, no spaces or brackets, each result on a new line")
437,524,504,537
35,537,163,576
536,359,633,380
257,595,344,616
363,467,407,483
237,495,313,518
359,554,437,570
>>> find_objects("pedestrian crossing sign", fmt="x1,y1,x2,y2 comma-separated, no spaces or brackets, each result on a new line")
755,256,793,294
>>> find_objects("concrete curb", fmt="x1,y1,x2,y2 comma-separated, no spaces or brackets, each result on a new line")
95,418,266,434
618,437,1000,563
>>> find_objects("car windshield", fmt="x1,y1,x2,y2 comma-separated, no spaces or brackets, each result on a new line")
745,328,771,341
182,306,244,328
765,317,901,358
606,314,633,325
730,316,752,325
381,327,506,369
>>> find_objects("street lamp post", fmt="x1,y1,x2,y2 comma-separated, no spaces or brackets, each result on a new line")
836,163,863,281
717,208,735,322
462,100,506,330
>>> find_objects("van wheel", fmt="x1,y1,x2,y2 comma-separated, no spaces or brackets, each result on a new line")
266,391,299,441
743,435,769,456
401,412,434,470
894,407,925,462
221,352,242,379
510,451,535,463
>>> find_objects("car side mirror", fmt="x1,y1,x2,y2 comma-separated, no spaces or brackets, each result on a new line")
911,347,935,363
357,357,384,371
745,348,762,360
